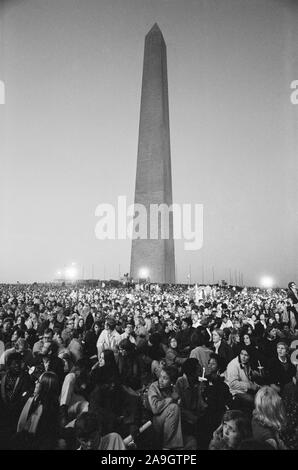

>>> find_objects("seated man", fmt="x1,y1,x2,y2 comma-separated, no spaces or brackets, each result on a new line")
269,342,296,394
225,347,260,411
74,412,126,450
148,366,183,450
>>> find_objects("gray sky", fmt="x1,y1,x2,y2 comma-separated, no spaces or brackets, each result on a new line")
0,0,297,286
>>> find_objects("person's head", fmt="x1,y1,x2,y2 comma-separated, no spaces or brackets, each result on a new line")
254,386,287,432
277,342,288,360
75,412,101,450
149,332,162,346
247,325,253,335
125,322,134,336
169,336,178,350
11,328,24,343
267,326,277,340
98,349,116,369
105,317,116,331
242,333,251,347
274,312,280,322
239,347,250,366
196,329,210,347
40,340,58,358
15,338,28,354
118,338,135,357
288,282,296,290
182,358,201,379
59,352,73,373
208,353,224,375
34,371,60,405
181,317,192,330
7,352,22,376
222,410,252,449
93,321,101,335
212,329,223,344
43,328,53,343
3,319,13,333
229,329,240,345
158,366,177,390
16,316,25,327
66,318,75,330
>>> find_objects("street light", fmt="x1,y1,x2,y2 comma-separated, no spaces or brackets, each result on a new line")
65,265,78,281
260,276,274,289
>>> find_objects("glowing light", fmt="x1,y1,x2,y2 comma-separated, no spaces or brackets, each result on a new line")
260,276,274,289
65,266,78,280
139,268,149,279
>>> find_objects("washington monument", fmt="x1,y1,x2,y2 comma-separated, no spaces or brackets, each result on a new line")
130,24,175,284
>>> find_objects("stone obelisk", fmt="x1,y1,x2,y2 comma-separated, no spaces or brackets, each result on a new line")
130,24,175,284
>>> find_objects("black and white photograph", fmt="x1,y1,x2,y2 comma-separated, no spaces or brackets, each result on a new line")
0,0,298,456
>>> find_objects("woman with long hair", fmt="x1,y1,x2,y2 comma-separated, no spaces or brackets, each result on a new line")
227,329,241,358
16,371,60,449
252,386,287,449
88,349,122,435
209,409,252,450
84,320,102,360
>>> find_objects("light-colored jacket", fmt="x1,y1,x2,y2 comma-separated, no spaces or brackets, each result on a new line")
225,356,254,396
96,329,121,356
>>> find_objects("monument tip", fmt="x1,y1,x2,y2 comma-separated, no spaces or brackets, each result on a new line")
147,23,162,35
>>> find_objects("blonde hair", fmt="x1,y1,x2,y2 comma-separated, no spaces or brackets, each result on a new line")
253,386,286,432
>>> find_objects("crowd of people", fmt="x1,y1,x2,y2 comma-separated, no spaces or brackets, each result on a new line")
0,280,298,450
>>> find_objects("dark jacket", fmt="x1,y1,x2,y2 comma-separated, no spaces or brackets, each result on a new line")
212,341,233,370
268,358,296,391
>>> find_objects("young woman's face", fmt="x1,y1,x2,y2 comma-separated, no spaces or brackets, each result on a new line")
208,357,219,374
125,324,133,335
223,420,239,448
277,344,287,359
98,352,105,367
243,334,251,346
239,350,249,365
11,331,19,342
94,324,100,335
170,338,177,349
213,332,220,343
158,370,171,389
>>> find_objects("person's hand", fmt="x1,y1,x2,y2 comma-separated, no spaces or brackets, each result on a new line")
171,391,180,403
213,424,223,439
249,382,259,392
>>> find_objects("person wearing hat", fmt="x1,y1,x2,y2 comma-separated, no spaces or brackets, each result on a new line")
96,316,121,359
